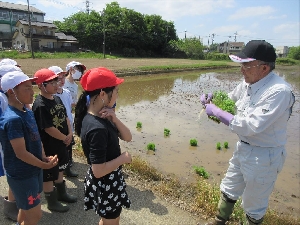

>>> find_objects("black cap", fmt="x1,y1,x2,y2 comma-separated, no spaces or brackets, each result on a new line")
229,40,276,63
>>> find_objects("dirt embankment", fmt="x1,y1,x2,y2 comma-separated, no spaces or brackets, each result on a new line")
14,58,237,76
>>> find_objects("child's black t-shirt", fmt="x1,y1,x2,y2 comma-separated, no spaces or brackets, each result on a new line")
80,113,121,165
32,95,69,154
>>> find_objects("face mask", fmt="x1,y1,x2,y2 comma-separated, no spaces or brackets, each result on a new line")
72,70,82,80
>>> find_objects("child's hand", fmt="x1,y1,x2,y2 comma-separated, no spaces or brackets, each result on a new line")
43,155,59,169
121,151,132,164
99,107,116,122
63,134,73,146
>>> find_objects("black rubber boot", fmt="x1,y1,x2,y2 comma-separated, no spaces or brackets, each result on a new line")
44,188,69,212
63,166,78,178
3,196,18,221
55,180,77,203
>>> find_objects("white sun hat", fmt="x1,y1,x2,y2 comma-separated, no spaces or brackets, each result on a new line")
1,71,37,93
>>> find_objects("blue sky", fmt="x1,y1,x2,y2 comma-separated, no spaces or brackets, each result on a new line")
10,0,300,47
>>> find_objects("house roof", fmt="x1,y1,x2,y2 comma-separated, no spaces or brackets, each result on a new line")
219,42,244,47
55,32,78,43
229,42,244,47
0,1,45,14
17,20,57,29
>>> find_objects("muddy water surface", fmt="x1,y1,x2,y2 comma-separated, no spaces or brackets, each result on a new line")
114,67,300,217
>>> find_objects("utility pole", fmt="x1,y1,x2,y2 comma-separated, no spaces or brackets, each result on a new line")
102,10,105,58
207,34,210,50
184,30,187,40
165,25,168,44
27,0,34,59
227,36,232,54
234,31,238,42
211,33,215,45
86,0,90,14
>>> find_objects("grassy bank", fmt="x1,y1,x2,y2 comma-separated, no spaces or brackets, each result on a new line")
114,62,233,76
0,50,113,59
73,144,299,225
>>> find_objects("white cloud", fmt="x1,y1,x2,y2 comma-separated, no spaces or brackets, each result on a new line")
267,15,287,20
228,6,275,20
273,22,300,33
90,0,235,21
210,25,242,34
237,29,256,37
250,23,259,29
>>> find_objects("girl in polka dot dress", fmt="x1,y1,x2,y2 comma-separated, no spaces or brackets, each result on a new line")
74,67,132,224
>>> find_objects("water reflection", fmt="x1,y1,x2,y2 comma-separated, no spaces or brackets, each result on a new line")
115,68,299,217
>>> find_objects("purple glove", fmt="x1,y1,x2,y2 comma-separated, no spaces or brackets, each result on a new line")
200,93,213,106
205,103,234,126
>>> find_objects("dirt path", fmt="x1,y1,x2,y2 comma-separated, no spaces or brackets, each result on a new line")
0,156,204,225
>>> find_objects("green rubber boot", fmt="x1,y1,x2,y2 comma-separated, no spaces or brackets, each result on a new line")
55,180,77,203
44,188,69,212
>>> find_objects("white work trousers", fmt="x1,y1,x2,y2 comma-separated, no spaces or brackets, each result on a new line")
220,141,286,220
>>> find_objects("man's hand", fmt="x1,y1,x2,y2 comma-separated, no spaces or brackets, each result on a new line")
205,103,219,117
205,103,234,126
200,93,213,106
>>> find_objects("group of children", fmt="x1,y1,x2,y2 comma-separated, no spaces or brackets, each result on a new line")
0,59,85,224
0,59,132,225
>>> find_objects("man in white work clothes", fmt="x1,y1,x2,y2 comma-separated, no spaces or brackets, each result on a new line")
200,40,295,225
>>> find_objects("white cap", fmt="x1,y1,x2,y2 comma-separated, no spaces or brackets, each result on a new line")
0,58,20,67
0,65,22,77
66,61,86,71
1,71,37,93
48,66,66,75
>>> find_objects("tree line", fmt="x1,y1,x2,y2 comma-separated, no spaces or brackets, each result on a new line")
54,1,205,59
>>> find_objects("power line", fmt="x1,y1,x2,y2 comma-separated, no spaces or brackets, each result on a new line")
45,0,85,11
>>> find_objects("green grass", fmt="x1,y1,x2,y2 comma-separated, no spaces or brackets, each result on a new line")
216,142,221,150
0,50,117,59
276,58,300,65
135,62,230,71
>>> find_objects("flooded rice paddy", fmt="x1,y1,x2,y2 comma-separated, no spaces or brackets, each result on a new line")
113,67,300,217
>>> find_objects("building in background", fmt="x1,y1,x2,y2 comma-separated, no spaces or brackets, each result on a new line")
275,46,289,58
0,1,44,48
217,42,245,54
0,1,78,52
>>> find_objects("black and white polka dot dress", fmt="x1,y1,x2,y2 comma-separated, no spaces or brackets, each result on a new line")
83,166,131,216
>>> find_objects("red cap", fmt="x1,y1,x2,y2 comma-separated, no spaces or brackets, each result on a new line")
80,67,124,91
34,68,58,84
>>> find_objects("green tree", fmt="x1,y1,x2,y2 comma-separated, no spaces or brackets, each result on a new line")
54,1,178,56
287,46,300,60
166,38,204,59
54,11,102,51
